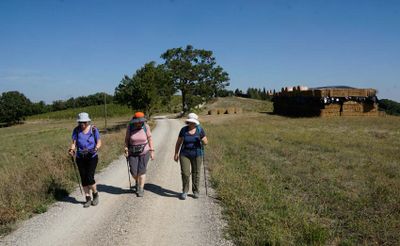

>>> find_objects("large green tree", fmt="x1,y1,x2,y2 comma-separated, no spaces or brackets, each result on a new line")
114,62,175,116
161,45,229,112
0,91,32,125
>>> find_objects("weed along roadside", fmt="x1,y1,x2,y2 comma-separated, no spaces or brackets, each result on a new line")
203,111,400,245
0,115,134,236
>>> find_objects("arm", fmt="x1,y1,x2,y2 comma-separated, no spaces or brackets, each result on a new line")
95,139,102,151
124,127,130,157
174,137,183,162
69,139,76,156
146,125,155,160
201,136,208,145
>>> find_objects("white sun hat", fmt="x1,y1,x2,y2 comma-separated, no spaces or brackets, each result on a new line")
77,112,91,122
185,112,200,126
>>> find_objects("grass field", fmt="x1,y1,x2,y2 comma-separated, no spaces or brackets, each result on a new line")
203,103,400,245
27,103,132,121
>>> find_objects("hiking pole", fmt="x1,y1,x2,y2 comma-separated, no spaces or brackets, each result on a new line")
70,156,83,195
126,157,132,189
202,146,208,197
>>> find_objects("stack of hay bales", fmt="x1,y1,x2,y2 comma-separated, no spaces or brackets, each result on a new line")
272,86,380,117
208,107,243,115
320,104,341,117
341,101,363,116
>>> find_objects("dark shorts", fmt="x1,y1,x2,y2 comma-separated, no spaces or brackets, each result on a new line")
76,155,98,186
128,152,150,176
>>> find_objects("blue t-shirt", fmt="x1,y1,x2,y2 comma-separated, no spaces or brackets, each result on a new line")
72,125,101,158
179,126,206,158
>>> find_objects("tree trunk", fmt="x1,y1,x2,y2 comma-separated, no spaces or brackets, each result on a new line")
181,90,187,113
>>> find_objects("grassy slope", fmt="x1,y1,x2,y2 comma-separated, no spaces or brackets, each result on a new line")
203,97,400,245
27,103,132,120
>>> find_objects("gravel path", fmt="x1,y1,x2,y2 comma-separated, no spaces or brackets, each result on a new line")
1,118,232,246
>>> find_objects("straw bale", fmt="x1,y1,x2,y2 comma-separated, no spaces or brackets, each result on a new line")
342,102,362,112
324,104,341,111
235,107,243,114
226,107,236,114
208,109,218,115
217,108,227,114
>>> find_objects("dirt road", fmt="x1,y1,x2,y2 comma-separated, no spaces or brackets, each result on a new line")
1,118,231,246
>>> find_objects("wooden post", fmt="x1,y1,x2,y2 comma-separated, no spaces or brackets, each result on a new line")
104,92,107,132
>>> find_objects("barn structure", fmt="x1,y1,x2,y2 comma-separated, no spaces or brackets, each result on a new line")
271,86,380,117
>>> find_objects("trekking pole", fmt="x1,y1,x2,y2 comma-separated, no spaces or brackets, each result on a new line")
126,157,132,189
202,145,208,196
70,156,83,195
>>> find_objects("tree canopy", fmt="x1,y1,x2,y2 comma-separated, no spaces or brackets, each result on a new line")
161,45,229,112
114,62,175,116
0,91,32,125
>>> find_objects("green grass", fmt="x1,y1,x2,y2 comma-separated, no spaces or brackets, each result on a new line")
204,113,400,245
28,103,132,120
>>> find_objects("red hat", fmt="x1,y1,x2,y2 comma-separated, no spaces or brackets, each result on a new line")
131,112,146,123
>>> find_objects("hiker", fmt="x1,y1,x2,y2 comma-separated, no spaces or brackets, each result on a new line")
174,113,208,200
68,112,102,208
124,112,155,197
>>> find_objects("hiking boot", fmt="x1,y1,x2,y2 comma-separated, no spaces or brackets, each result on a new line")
137,187,144,197
193,192,199,199
180,192,187,200
83,196,91,208
92,192,99,206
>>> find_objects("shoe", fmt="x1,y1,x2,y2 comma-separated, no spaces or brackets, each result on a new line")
83,196,91,208
92,192,99,206
180,192,187,200
137,187,144,197
193,192,199,199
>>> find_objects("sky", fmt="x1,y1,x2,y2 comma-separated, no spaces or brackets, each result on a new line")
0,0,399,103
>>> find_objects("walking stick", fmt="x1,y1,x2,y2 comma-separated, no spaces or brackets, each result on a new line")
126,157,132,189
70,156,83,195
202,146,208,196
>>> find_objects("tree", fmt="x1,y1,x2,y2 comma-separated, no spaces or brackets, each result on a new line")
161,45,229,112
0,91,32,125
114,62,175,116
379,99,400,116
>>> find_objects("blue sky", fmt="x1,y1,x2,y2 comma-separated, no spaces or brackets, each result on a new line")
1,0,399,103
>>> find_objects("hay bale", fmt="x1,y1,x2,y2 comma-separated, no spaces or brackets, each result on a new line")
226,107,236,114
208,109,218,115
235,107,243,114
342,102,362,112
217,108,226,114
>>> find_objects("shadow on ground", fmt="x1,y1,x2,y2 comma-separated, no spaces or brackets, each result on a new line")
144,183,180,198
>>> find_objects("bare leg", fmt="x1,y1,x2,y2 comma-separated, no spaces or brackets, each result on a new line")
138,174,146,188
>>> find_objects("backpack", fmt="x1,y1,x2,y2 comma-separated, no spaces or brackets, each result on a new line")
129,123,149,137
73,125,98,144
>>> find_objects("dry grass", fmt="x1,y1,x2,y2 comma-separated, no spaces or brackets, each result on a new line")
202,96,273,114
204,110,400,245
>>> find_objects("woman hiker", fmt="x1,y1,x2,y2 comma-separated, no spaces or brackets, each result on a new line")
68,112,102,208
174,113,208,200
124,112,155,197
